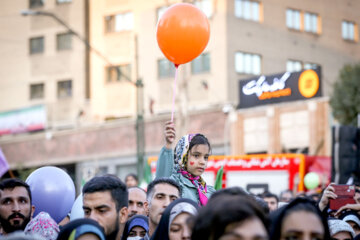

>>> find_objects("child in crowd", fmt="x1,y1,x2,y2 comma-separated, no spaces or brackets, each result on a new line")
156,121,215,206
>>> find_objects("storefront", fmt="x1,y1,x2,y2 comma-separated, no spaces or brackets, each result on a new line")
231,68,331,156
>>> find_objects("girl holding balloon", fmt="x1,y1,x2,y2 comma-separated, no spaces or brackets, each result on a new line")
155,121,215,206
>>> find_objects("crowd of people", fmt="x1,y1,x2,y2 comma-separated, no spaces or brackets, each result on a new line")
1,121,360,240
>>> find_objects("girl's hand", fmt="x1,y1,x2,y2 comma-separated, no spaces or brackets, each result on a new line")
164,121,176,149
335,203,360,216
318,183,337,212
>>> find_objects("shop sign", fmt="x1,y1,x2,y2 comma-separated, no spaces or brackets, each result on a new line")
238,68,321,108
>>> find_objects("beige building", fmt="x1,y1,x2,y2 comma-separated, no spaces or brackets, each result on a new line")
0,0,359,186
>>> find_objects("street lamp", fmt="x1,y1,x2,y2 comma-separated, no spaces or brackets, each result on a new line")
21,9,146,183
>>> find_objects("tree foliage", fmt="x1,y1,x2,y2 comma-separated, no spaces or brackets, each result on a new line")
330,63,360,126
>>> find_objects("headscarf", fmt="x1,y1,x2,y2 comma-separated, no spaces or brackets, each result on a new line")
57,218,105,240
269,197,331,240
175,134,208,206
121,215,149,240
150,198,198,240
328,218,355,238
24,212,59,240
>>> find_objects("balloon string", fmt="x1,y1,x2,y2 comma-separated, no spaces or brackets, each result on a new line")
171,65,179,122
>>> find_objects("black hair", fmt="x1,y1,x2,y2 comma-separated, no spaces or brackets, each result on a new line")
0,178,32,204
269,197,331,240
83,174,128,211
192,195,269,240
189,134,211,154
146,177,181,202
125,173,138,182
209,186,248,202
262,192,279,203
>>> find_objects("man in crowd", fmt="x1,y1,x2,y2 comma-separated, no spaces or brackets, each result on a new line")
0,179,35,235
279,189,294,203
262,192,279,212
146,177,181,237
83,175,128,240
128,187,148,218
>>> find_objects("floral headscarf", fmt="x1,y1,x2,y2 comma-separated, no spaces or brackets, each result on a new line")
24,212,59,240
175,134,208,206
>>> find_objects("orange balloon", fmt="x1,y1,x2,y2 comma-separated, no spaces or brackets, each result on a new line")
156,3,210,66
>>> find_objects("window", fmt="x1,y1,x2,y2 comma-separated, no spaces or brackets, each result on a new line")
30,83,44,99
156,6,168,23
235,52,261,75
107,65,131,82
105,12,134,33
57,80,72,98
57,0,71,3
286,60,302,72
56,33,72,50
235,0,261,22
194,0,213,18
286,9,301,30
287,60,320,72
158,59,176,78
29,0,44,8
342,21,358,41
304,12,319,33
304,62,319,70
29,37,44,54
191,53,210,74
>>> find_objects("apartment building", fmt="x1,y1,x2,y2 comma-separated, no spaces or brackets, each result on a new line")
0,0,359,187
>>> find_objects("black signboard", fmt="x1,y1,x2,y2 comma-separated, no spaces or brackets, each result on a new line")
238,68,322,109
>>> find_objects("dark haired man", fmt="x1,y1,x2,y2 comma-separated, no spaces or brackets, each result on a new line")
146,177,181,237
0,178,35,235
262,192,279,212
82,175,128,240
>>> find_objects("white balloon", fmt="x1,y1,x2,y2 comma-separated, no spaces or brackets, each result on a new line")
70,194,84,221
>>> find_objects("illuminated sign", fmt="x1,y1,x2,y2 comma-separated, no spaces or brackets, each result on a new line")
238,68,321,108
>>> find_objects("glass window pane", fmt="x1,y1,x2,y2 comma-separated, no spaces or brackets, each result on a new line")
157,6,167,22
57,80,72,98
294,11,300,30
235,52,244,73
244,54,252,74
30,83,44,99
252,55,261,75
311,15,317,33
244,1,251,20
349,23,354,40
30,37,44,54
286,9,292,28
304,13,310,31
124,12,133,30
342,21,348,39
252,2,259,21
57,33,72,50
234,0,242,18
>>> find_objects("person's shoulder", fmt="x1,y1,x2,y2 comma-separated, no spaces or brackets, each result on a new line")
207,185,216,194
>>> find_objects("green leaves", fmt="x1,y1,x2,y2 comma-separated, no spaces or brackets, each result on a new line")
330,63,360,126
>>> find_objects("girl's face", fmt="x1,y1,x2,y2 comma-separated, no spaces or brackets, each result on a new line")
169,212,192,240
186,144,210,176
280,210,324,240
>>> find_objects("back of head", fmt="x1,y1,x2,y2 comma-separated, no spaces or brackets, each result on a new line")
147,177,181,202
192,195,269,240
57,218,105,240
209,186,248,202
0,178,32,204
82,175,128,211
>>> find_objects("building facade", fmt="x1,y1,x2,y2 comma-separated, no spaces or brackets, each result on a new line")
0,0,359,188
